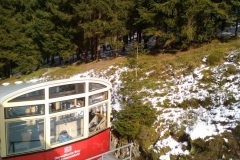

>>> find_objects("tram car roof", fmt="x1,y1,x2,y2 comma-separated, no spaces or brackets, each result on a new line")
0,78,111,106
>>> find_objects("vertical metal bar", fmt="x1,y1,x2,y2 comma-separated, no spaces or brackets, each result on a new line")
13,142,15,153
130,143,133,160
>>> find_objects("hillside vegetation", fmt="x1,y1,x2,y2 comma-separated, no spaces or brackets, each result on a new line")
1,39,240,83
1,39,240,159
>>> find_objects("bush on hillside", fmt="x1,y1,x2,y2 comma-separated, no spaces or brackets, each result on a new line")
177,98,199,109
227,64,237,75
223,95,237,106
206,51,224,66
197,97,213,108
112,101,157,141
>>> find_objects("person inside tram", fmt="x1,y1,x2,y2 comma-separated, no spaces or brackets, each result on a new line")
89,108,96,123
69,102,75,108
58,130,72,143
76,103,81,107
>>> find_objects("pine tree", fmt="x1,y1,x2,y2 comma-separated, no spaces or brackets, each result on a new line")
0,0,42,76
112,69,157,141
33,0,77,65
229,0,240,38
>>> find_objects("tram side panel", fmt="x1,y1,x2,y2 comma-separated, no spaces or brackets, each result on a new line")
1,129,110,160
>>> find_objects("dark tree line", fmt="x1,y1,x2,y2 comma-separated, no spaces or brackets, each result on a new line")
0,0,240,78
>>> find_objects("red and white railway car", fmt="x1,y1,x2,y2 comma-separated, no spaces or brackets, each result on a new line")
0,78,112,160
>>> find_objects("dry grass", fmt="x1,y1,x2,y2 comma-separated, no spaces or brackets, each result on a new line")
1,39,240,84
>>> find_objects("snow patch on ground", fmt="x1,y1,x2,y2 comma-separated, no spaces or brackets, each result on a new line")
31,48,240,160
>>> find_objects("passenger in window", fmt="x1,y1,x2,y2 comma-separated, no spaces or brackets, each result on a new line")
76,103,81,107
58,130,72,143
95,107,100,113
69,102,75,108
89,109,95,123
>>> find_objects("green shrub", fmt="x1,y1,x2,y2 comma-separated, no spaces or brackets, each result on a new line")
162,99,171,108
190,138,207,154
177,98,199,109
137,126,159,157
200,70,214,84
206,50,224,66
169,124,189,145
197,97,213,108
226,64,237,75
218,78,227,86
223,95,237,106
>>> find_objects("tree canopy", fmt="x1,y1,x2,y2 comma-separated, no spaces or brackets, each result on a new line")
0,0,238,78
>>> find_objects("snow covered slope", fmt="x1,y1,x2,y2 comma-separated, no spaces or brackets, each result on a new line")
28,47,240,159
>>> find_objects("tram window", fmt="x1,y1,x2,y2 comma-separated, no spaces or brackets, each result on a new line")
89,83,106,92
6,119,45,155
5,105,45,119
9,89,45,102
89,103,107,133
49,98,85,114
49,83,85,99
89,92,108,105
50,111,84,145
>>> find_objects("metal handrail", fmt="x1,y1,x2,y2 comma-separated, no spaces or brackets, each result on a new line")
86,143,133,160
9,140,41,153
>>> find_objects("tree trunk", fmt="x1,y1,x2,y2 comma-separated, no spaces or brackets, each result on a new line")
59,54,61,65
51,55,55,64
235,18,239,38
123,35,128,45
113,35,119,58
221,19,226,31
137,29,141,43
143,36,148,49
95,36,101,61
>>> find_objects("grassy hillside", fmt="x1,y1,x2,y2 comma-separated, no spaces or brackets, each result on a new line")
1,39,240,84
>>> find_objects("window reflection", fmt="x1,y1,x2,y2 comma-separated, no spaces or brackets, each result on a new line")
49,98,85,114
89,92,108,105
50,111,84,145
7,119,44,155
5,105,45,119
49,83,85,99
89,83,106,92
9,89,45,102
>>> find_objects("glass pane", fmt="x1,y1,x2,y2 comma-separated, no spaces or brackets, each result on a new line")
49,98,85,114
89,92,108,105
7,119,45,155
5,105,45,119
50,111,84,145
49,83,85,99
9,89,45,102
89,83,106,92
89,103,107,134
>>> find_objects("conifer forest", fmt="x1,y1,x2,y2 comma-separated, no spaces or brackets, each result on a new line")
0,0,240,78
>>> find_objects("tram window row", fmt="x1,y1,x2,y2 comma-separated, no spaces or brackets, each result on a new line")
6,102,108,155
0,79,111,157
8,83,106,103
